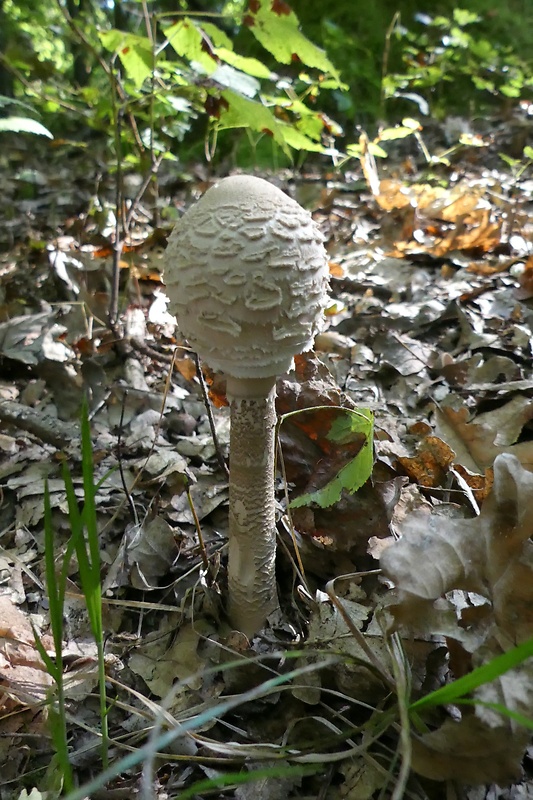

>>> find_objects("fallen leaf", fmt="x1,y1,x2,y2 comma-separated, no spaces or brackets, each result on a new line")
435,402,533,471
411,716,529,785
381,453,533,783
397,435,455,488
0,595,53,709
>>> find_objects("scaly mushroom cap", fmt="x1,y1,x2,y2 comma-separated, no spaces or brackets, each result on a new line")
164,175,329,379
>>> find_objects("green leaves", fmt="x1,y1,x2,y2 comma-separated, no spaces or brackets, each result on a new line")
99,30,153,88
452,8,481,26
97,6,343,160
387,8,533,116
217,90,325,154
288,407,374,509
244,0,341,84
166,19,218,75
0,116,53,138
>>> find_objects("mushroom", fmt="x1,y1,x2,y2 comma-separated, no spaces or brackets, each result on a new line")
164,175,329,637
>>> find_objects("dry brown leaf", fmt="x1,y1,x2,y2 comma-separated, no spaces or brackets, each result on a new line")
411,716,529,785
375,179,410,210
378,178,504,258
382,452,533,642
453,462,493,505
455,221,502,253
375,179,446,212
174,354,197,382
437,190,483,221
435,403,533,471
392,214,502,258
0,595,53,709
515,254,533,300
381,453,533,783
397,436,455,488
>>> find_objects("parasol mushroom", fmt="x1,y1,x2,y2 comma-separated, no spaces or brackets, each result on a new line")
165,174,329,637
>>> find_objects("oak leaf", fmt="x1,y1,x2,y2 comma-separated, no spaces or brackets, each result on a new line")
381,453,533,783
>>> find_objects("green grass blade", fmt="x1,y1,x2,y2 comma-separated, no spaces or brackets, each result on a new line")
78,399,108,767
32,622,59,682
43,481,63,659
62,458,100,628
47,708,75,793
60,465,83,579
41,480,74,792
410,637,533,712
80,399,100,570
78,400,104,641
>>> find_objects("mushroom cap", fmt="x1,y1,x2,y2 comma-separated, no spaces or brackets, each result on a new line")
164,175,329,380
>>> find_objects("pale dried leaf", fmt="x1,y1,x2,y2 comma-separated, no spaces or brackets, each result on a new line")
435,404,533,471
128,516,179,590
0,595,53,707
411,716,529,785
337,757,388,800
381,453,533,782
381,453,533,644
234,762,301,800
129,620,206,702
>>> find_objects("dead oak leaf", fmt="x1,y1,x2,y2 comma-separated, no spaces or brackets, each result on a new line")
0,595,53,709
411,716,530,785
397,436,455,488
435,403,533,472
381,453,533,783
381,452,533,642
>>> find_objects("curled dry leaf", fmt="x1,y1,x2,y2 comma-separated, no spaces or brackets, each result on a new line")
410,716,530,785
397,435,455,488
380,453,533,784
435,403,533,472
0,595,53,709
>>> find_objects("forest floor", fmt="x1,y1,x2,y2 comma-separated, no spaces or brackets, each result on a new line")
1,110,533,800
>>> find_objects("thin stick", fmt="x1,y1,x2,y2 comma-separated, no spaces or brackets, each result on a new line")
326,574,395,690
185,483,211,579
193,353,229,479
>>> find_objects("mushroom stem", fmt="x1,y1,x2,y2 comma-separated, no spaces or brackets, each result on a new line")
226,375,279,636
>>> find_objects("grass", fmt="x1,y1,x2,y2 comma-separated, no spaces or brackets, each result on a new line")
34,402,533,797
36,400,109,792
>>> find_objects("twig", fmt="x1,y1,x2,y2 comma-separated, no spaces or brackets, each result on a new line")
193,353,229,479
129,336,175,363
116,391,139,524
326,573,395,691
185,483,212,580
0,399,80,450
380,12,401,120
124,152,165,233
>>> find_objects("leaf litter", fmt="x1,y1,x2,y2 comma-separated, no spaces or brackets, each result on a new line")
1,130,533,797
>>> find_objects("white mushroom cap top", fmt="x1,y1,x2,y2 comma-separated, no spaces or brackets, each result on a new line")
164,175,329,380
